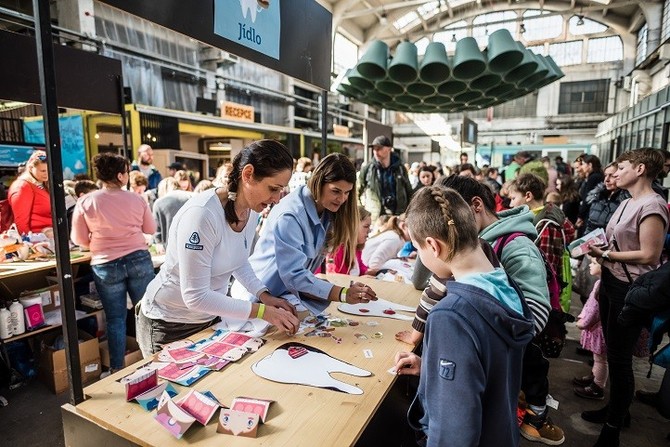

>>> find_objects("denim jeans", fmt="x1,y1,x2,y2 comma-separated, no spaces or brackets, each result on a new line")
135,303,216,357
92,250,154,369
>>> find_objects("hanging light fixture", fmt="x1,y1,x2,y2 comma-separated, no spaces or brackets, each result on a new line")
451,33,457,42
380,8,388,26
576,15,585,26
520,23,526,34
336,32,565,113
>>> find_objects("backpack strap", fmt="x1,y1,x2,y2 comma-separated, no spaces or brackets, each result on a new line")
494,232,527,259
534,218,566,246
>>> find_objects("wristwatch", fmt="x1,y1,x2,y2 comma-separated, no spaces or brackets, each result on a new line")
601,250,611,260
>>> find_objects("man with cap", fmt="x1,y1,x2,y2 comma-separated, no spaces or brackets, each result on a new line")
131,144,162,190
358,135,413,220
167,161,184,178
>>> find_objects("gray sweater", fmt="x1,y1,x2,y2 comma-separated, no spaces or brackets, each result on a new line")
152,190,192,246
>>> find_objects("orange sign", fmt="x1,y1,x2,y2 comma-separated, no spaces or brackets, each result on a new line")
222,101,254,122
333,124,350,138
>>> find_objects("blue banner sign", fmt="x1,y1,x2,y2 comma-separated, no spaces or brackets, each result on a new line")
214,0,281,60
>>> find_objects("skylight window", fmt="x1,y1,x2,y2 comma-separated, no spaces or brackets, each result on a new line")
417,1,440,19
522,10,562,41
393,11,420,32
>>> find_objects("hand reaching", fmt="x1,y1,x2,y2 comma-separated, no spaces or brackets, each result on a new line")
395,329,422,345
393,351,421,376
262,306,300,336
346,282,378,304
260,293,298,317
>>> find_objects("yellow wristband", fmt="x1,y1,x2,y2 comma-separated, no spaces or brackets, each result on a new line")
340,287,348,303
256,303,266,319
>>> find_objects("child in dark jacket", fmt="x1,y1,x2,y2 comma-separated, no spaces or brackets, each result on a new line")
394,186,534,447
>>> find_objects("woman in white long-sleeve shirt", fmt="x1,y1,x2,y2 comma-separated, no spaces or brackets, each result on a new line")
136,140,300,356
362,214,409,273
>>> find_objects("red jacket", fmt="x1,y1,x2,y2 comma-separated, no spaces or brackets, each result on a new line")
8,178,52,234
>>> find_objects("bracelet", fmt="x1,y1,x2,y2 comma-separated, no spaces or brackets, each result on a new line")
340,287,348,303
256,303,266,319
602,250,611,260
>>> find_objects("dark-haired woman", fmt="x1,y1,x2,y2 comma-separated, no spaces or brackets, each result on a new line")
71,153,156,372
585,148,669,446
556,174,581,225
232,153,377,315
136,140,300,356
576,154,604,236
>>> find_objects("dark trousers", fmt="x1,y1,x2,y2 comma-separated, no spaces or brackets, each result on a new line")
521,340,549,407
135,303,217,357
599,267,642,427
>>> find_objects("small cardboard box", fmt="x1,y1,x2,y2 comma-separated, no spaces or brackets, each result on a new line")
100,336,143,369
39,330,101,394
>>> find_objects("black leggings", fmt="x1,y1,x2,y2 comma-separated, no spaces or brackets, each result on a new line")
599,268,643,427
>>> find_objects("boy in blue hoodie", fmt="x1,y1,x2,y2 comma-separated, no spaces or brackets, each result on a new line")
394,186,534,446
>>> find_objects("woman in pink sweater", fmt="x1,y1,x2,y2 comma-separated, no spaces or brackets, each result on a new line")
71,153,156,372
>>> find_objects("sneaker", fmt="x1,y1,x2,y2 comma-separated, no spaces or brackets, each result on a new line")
581,405,631,427
572,374,594,387
574,383,604,400
635,389,659,407
520,408,565,445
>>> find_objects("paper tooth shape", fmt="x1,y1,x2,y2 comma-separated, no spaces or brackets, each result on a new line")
217,409,260,437
252,343,372,395
155,392,197,439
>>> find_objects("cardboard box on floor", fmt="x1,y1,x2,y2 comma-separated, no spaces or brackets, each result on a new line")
39,330,101,394
99,336,143,369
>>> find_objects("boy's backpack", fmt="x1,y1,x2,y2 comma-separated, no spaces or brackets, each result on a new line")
534,217,574,313
494,232,571,358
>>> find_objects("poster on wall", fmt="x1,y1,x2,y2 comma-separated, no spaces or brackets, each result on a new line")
214,0,281,60
23,115,88,179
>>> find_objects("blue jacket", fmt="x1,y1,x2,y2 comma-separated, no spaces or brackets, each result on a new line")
246,185,334,314
409,280,534,447
131,162,162,190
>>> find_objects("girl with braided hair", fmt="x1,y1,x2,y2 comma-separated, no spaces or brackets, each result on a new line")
393,185,534,447
136,140,300,357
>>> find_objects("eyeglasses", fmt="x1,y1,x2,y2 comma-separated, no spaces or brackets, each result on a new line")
37,155,47,161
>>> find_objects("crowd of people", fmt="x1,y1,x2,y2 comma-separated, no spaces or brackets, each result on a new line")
8,138,670,447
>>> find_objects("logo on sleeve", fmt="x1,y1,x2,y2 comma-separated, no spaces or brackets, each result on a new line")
185,232,203,250
439,359,456,380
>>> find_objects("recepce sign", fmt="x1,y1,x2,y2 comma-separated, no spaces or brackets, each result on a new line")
222,101,255,122
214,0,280,60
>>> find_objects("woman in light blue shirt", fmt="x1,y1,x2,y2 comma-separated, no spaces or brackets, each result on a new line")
232,153,377,314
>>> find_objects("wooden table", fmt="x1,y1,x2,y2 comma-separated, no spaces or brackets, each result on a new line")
0,251,90,296
62,275,421,447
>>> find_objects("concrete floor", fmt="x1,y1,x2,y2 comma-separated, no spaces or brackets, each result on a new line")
1,294,668,447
